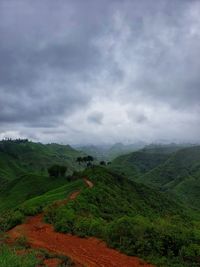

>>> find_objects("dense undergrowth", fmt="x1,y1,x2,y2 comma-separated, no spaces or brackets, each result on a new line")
0,241,75,267
0,245,39,267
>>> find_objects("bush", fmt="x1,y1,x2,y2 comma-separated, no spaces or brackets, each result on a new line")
181,244,200,265
0,210,24,232
48,164,67,177
15,235,30,248
0,245,39,267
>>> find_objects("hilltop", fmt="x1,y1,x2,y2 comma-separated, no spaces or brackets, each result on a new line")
0,139,84,211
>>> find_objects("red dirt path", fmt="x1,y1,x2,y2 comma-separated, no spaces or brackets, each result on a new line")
8,215,154,267
7,178,154,267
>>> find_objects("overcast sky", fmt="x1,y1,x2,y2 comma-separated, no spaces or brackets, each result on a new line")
0,0,200,145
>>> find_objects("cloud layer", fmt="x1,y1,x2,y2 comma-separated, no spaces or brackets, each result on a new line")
0,0,200,144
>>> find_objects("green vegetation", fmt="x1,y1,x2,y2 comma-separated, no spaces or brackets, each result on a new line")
0,173,69,211
44,167,200,266
109,149,169,179
48,164,67,177
1,141,200,267
137,146,200,209
0,243,75,267
0,179,85,231
0,139,85,211
0,139,84,184
20,179,85,215
110,145,200,210
0,245,39,267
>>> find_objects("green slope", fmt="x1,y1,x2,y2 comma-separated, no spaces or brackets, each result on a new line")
138,146,200,209
109,150,170,179
0,173,70,211
20,179,85,215
0,139,85,211
0,140,84,184
44,167,200,267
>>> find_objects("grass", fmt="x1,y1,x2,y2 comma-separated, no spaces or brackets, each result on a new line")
0,173,70,211
20,179,85,215
0,245,39,267
109,145,200,210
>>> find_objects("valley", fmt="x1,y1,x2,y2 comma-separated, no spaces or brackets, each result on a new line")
0,140,200,267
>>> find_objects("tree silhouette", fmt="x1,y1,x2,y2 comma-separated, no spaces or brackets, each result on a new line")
48,164,67,177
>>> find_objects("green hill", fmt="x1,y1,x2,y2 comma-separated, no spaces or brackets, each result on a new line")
0,139,85,211
138,146,200,209
1,141,200,266
43,167,200,267
109,150,170,179
110,145,200,210
0,140,83,180
0,173,69,211
76,142,145,160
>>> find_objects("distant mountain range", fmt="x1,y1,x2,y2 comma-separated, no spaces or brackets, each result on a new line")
74,142,146,160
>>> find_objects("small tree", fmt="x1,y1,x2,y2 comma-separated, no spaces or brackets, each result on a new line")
48,164,67,177
60,165,67,176
48,165,60,177
76,157,82,165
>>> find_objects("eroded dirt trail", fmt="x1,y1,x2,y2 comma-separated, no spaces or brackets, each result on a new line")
83,177,94,188
8,178,154,267
8,215,153,267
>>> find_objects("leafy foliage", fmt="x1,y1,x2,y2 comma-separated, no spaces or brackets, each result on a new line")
48,164,67,177
0,245,39,267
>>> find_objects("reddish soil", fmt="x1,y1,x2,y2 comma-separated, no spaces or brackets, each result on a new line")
83,178,94,188
43,258,62,267
8,214,154,267
7,178,155,267
69,190,81,200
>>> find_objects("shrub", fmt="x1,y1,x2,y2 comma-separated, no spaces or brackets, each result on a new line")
0,244,39,267
0,210,24,232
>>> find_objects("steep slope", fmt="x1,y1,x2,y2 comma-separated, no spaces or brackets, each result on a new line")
2,166,200,266
109,150,170,179
138,146,200,209
7,180,153,267
0,173,73,211
0,140,85,211
0,140,83,190
43,167,200,266
0,139,84,184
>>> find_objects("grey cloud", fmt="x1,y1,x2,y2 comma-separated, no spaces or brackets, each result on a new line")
87,112,104,125
0,0,199,143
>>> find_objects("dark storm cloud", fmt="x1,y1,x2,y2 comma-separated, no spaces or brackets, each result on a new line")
0,0,199,143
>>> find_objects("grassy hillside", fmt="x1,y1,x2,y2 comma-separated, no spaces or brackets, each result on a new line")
0,173,69,211
109,150,170,179
138,146,200,209
44,167,200,267
20,179,85,215
0,139,84,183
1,141,200,266
0,139,85,211
109,145,200,210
